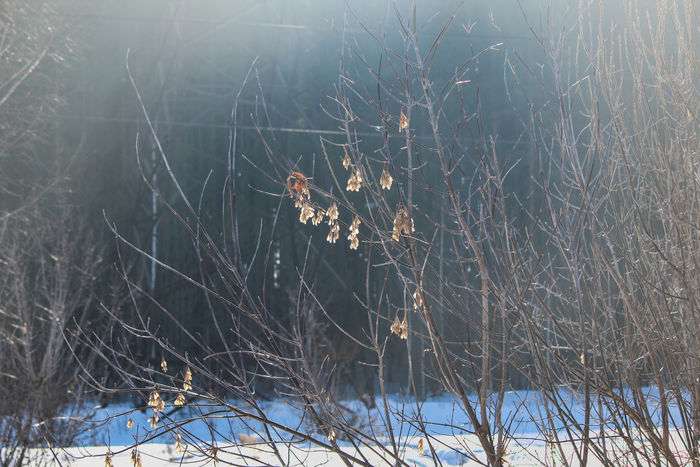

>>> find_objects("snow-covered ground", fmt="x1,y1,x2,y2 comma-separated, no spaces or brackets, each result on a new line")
31,431,696,466
40,436,576,466
22,388,693,465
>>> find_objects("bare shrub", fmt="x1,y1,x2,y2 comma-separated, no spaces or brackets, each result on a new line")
86,1,698,466
511,0,700,464
0,205,107,466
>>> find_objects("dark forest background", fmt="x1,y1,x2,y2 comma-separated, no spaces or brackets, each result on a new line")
3,0,549,394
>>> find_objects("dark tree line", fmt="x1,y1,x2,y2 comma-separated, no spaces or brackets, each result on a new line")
23,0,536,391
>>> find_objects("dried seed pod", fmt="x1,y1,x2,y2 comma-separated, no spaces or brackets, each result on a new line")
131,449,142,467
399,318,408,340
399,111,409,132
347,216,361,250
392,206,414,241
326,203,339,224
160,357,168,373
175,432,187,454
287,171,310,199
326,222,340,244
346,170,363,192
174,393,186,407
147,390,162,410
390,315,402,336
342,149,352,170
413,287,425,311
380,168,393,190
298,202,315,224
183,367,192,391
312,208,325,226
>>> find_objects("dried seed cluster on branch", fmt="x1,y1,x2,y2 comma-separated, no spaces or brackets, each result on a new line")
175,432,187,454
347,216,361,250
346,170,363,192
413,287,425,311
287,171,317,224
299,202,315,224
390,315,408,340
148,390,165,412
131,449,142,467
182,366,193,391
326,202,339,224
399,111,409,132
380,168,393,190
327,222,340,243
147,389,165,428
342,147,352,170
325,202,340,243
392,206,414,241
312,208,325,226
